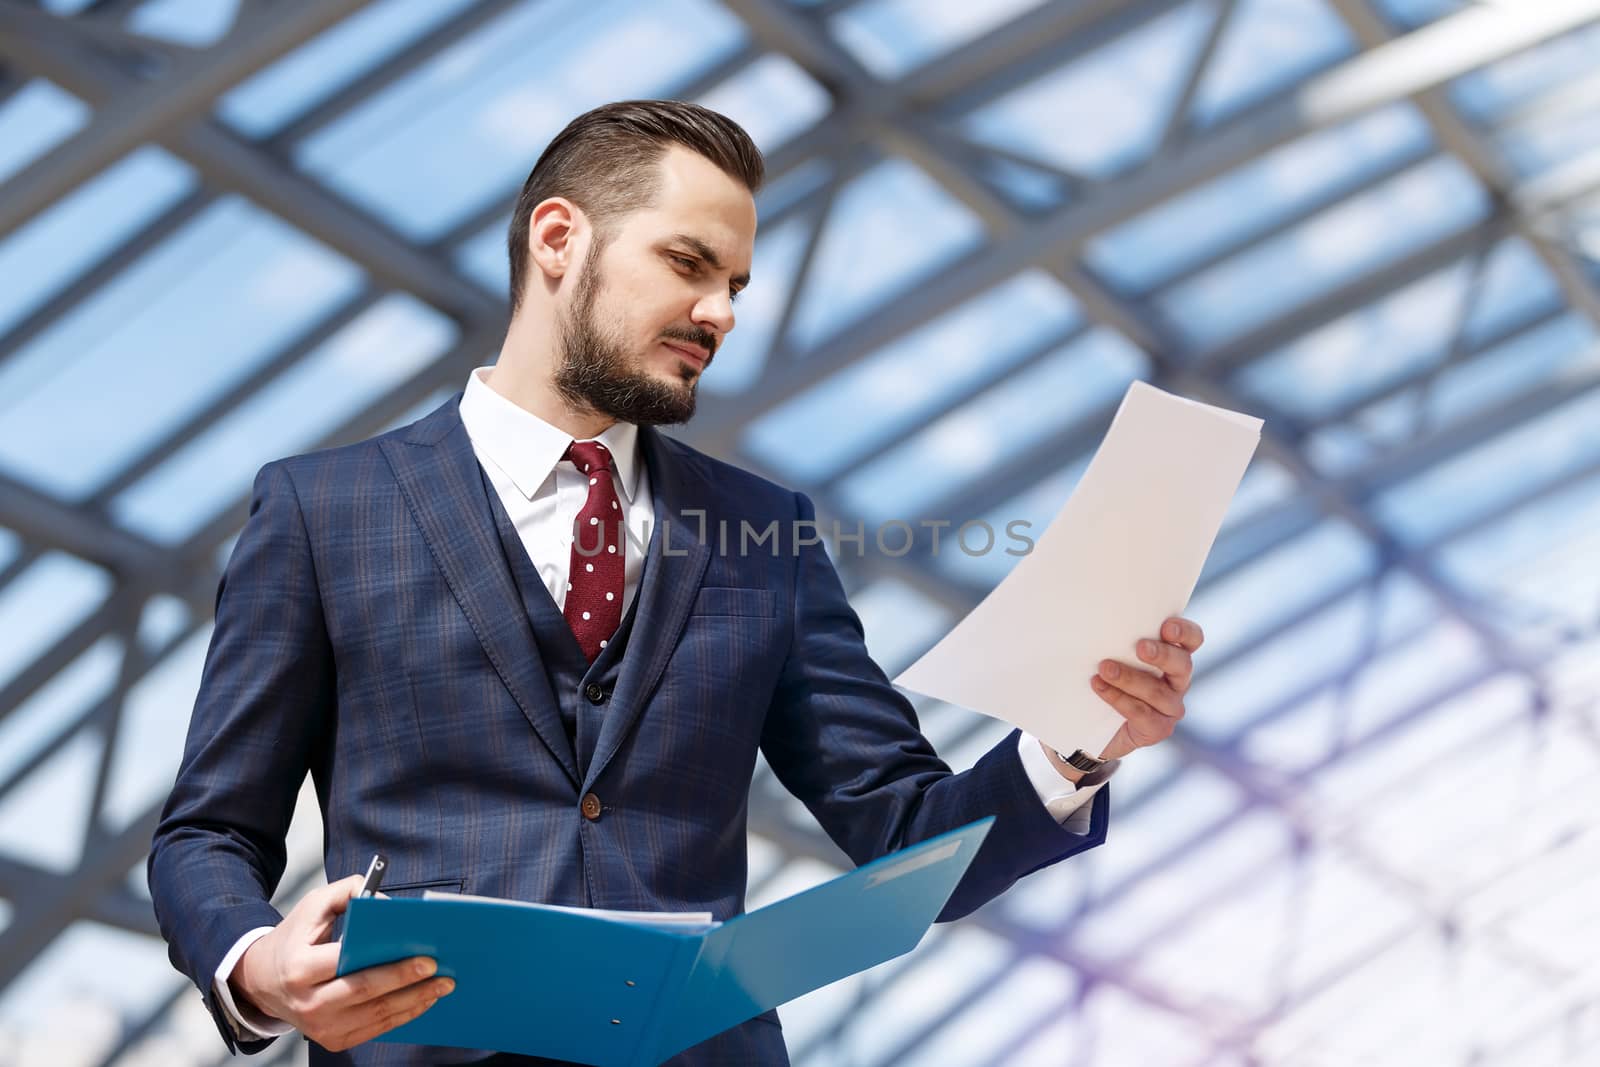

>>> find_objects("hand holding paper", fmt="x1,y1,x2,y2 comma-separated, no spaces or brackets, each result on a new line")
1087,615,1204,764
894,381,1262,763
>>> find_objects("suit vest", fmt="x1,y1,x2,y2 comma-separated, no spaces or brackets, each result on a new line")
477,464,638,779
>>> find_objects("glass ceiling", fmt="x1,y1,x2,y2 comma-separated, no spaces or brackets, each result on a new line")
1,1,1598,1065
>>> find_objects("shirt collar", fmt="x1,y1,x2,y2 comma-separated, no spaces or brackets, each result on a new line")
459,366,641,502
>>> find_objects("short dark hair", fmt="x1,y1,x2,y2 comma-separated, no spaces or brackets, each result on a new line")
505,100,765,312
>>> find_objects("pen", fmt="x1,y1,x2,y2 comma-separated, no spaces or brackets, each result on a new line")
359,853,387,898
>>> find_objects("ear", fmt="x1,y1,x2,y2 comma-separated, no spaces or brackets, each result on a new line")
526,197,583,281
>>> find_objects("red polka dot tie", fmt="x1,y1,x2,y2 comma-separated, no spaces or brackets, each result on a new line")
564,440,624,662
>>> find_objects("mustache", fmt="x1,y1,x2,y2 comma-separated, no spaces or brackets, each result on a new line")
659,325,718,360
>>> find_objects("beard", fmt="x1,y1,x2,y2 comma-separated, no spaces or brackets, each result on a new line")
552,238,710,427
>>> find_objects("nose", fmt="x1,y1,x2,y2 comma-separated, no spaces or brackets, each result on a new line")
692,289,735,339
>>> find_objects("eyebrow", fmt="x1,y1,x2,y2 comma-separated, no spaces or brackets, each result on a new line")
667,233,750,288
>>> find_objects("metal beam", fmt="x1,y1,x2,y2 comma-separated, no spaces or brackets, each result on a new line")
687,0,1600,442
0,190,214,370
0,3,503,327
0,472,174,582
1328,0,1600,335
0,0,376,243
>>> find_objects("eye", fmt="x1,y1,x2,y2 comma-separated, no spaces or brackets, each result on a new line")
729,287,742,304
670,255,698,272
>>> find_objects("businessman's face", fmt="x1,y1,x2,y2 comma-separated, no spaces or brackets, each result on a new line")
554,146,756,426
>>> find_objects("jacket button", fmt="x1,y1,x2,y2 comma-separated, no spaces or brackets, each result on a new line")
581,793,603,821
584,683,605,705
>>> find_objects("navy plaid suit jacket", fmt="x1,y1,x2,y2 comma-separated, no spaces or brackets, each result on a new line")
149,395,1110,1066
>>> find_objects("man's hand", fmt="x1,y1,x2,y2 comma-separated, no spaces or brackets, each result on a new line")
230,875,454,1052
1088,616,1203,763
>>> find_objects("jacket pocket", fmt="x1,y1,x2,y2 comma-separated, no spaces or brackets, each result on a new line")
378,876,464,898
691,586,776,618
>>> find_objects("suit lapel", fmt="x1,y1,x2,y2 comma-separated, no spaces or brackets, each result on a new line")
585,427,711,790
380,399,580,789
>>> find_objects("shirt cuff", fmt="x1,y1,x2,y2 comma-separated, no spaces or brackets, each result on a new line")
213,926,295,1040
1017,732,1118,830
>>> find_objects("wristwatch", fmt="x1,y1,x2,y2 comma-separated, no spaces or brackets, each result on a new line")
1051,748,1120,788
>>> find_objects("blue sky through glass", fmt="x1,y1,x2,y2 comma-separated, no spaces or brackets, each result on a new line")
0,147,196,341
0,197,363,499
785,158,984,352
110,294,458,543
962,2,1211,179
219,0,481,136
0,80,89,188
1159,157,1488,346
746,271,1080,480
295,0,747,241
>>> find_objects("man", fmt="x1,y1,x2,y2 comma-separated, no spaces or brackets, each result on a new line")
149,100,1204,1066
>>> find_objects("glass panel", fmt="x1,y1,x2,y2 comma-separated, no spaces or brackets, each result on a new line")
1353,313,1595,450
0,146,197,341
453,213,511,296
100,626,213,832
1373,386,1600,545
1375,0,1464,29
1438,470,1600,644
111,293,457,543
1451,23,1600,121
218,0,483,136
126,0,241,47
785,158,984,353
896,957,1075,1067
0,921,185,1044
1088,104,1430,292
0,80,89,187
1130,853,1414,1027
1190,573,1440,743
1220,458,1298,534
1186,519,1377,662
0,637,120,785
1496,105,1600,180
0,196,363,499
1460,237,1561,344
1159,157,1488,347
1190,0,1355,126
1066,763,1243,901
1237,238,1562,424
696,53,830,155
753,157,832,221
849,578,954,676
936,455,1091,590
0,553,111,693
137,593,191,650
1235,259,1468,419
745,271,1079,480
962,1,1212,179
0,729,100,874
296,0,748,241
1072,810,1290,958
836,329,1146,522
829,0,1051,80
838,927,1012,1065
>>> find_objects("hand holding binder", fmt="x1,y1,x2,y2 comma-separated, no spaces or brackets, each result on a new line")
337,818,995,1066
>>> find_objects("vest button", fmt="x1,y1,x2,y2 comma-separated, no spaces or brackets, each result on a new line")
584,683,605,705
581,793,603,821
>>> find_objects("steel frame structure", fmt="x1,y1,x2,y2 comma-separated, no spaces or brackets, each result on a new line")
1,0,1599,1063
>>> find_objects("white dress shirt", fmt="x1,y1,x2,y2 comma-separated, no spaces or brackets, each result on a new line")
215,366,1113,1038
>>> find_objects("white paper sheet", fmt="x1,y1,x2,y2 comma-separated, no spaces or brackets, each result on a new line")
893,381,1263,758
